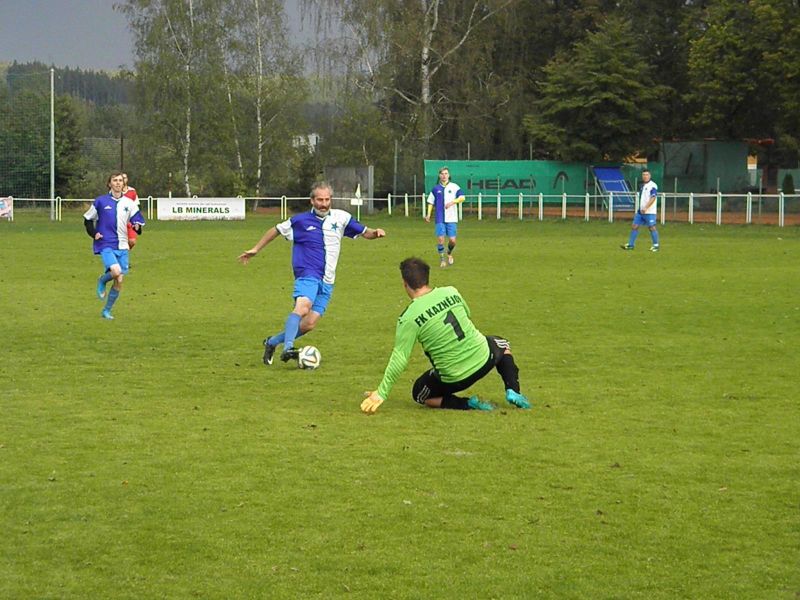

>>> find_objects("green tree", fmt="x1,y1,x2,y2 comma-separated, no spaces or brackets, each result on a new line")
307,0,516,157
687,0,800,164
524,16,667,162
686,0,764,138
0,88,85,198
120,0,306,196
753,0,800,165
53,94,87,196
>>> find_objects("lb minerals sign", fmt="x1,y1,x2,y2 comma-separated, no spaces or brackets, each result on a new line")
157,198,245,220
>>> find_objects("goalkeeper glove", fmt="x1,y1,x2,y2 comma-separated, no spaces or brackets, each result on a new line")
361,391,384,414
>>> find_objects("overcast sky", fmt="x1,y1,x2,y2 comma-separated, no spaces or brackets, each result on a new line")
0,1,134,70
0,0,309,71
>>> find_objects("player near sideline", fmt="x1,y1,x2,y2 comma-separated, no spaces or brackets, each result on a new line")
621,169,660,252
121,172,140,250
361,257,530,414
238,181,386,364
83,171,145,320
425,166,465,268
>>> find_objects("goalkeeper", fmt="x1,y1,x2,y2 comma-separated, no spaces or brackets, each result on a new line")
361,257,530,414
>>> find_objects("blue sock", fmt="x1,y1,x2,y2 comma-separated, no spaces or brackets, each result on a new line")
267,333,285,347
100,272,113,284
268,329,305,348
437,244,445,259
628,230,639,247
283,313,302,350
651,229,660,247
105,288,120,311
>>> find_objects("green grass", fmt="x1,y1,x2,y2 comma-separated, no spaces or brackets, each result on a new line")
1,214,799,599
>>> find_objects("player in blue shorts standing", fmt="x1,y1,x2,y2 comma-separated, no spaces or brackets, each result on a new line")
83,171,145,320
621,169,660,252
238,182,386,364
425,166,465,268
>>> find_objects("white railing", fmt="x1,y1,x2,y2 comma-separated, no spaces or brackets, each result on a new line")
4,192,798,227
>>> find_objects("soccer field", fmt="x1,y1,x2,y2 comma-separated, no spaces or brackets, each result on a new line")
1,215,799,598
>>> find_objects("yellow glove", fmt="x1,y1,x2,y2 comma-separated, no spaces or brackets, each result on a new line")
361,391,384,414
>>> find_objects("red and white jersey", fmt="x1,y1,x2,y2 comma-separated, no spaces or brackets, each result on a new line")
124,186,139,207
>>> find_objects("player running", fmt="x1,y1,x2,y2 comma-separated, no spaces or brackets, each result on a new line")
83,171,145,320
361,257,530,414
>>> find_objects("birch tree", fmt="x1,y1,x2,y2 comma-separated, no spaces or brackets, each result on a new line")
121,0,228,196
223,0,304,195
305,0,516,155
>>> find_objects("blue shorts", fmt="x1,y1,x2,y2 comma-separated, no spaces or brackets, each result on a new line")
293,277,334,315
633,212,657,227
99,248,130,274
435,222,457,238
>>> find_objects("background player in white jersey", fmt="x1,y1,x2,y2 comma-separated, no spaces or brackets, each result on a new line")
83,171,145,319
621,169,660,252
238,182,386,364
425,166,465,268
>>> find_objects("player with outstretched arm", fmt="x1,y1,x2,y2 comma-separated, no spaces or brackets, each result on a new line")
238,181,386,365
361,257,531,414
83,171,145,320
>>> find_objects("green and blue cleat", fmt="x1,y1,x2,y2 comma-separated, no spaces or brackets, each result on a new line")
467,396,493,411
101,309,114,320
620,244,634,250
505,389,531,409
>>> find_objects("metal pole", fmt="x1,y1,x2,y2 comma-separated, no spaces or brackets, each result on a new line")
393,140,398,196
50,68,55,202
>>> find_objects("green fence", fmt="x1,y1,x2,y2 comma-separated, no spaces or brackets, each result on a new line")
424,160,664,202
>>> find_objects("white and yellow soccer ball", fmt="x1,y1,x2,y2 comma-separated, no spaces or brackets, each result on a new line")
297,345,322,370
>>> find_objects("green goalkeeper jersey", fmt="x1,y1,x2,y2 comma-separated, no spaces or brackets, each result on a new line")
377,286,490,400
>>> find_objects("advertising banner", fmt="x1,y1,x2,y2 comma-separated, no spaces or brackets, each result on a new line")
157,198,245,220
424,160,662,203
424,160,591,202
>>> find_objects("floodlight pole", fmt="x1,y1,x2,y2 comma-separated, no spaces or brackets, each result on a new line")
50,68,55,203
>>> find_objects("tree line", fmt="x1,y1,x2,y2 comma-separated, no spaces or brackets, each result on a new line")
1,0,798,199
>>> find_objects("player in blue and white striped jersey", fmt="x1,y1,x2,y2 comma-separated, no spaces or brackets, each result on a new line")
238,182,386,364
83,171,146,320
425,166,465,268
621,169,660,252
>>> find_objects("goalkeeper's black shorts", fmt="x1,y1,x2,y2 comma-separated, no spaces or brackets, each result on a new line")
411,335,510,404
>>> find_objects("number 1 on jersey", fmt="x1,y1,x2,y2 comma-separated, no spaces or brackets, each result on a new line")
444,310,465,340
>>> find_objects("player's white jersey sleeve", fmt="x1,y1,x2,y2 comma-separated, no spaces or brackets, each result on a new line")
276,217,294,240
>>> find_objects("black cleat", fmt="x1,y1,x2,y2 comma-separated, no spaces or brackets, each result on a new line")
280,348,300,363
262,339,277,365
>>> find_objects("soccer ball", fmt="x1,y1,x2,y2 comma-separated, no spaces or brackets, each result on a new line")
297,345,321,370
